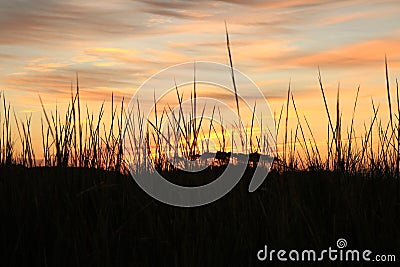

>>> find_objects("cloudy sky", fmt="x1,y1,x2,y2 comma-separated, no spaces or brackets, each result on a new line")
1,0,400,152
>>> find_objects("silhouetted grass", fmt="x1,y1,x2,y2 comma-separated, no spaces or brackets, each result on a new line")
1,34,400,266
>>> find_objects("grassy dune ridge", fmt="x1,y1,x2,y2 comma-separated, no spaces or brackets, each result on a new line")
1,166,398,266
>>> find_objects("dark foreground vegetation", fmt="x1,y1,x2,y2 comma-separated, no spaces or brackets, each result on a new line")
0,165,399,266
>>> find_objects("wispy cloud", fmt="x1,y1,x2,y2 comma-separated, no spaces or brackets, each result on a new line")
24,59,72,72
285,38,400,68
0,1,148,46
0,52,18,60
0,0,399,137
71,55,99,63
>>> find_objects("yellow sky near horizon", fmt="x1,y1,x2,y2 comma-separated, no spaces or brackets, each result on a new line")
1,0,400,159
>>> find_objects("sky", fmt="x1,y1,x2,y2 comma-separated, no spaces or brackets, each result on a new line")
1,0,400,155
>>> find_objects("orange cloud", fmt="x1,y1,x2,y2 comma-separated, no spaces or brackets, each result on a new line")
72,55,98,63
24,61,71,72
86,47,138,56
217,0,343,9
84,47,152,65
290,38,400,68
321,12,370,26
92,62,121,67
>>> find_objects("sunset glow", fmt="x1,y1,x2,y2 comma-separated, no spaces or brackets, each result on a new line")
1,0,399,157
